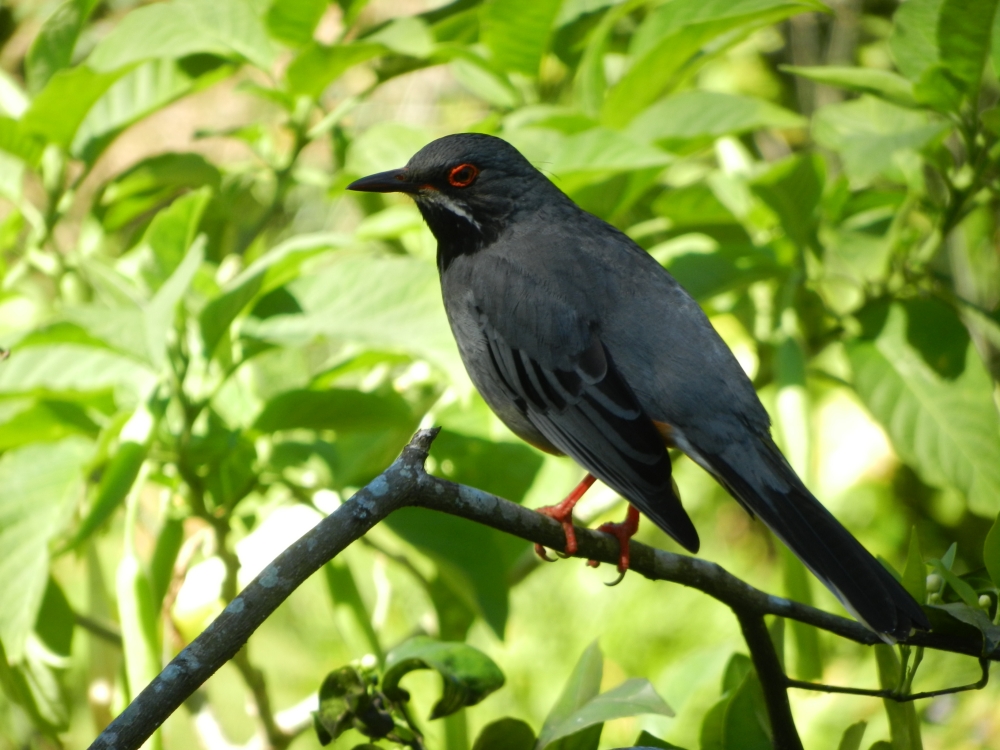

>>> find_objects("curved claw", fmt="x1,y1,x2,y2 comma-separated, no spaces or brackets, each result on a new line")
534,542,556,562
604,568,628,587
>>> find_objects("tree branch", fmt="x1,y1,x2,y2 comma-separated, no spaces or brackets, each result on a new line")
87,428,1000,750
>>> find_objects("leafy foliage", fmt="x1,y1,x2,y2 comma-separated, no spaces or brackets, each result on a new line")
0,0,999,748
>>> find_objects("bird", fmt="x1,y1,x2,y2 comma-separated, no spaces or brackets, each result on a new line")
347,132,929,642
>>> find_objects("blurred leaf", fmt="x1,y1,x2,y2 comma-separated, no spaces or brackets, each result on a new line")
782,66,916,107
601,0,825,127
366,17,434,58
143,187,211,281
936,0,997,97
383,636,505,719
903,529,927,604
812,96,948,186
537,641,603,750
473,718,536,750
663,243,782,301
0,116,45,166
985,513,1000,589
0,344,155,399
254,388,415,433
838,721,867,750
25,0,100,92
632,731,688,749
888,0,943,81
0,439,91,662
245,253,465,384
74,58,229,164
903,298,970,380
19,66,125,149
99,153,221,231
430,429,544,505
627,91,803,145
538,680,674,750
315,665,394,743
874,645,922,749
931,602,1000,652
751,153,824,251
87,0,276,72
266,0,328,47
0,398,100,450
721,653,752,693
782,549,822,680
930,560,979,606
144,235,206,369
721,670,770,750
201,232,345,356
324,559,383,661
385,507,519,637
481,0,562,76
117,550,161,700
287,41,384,96
35,578,74,658
149,517,184,612
849,304,1000,515
66,440,146,550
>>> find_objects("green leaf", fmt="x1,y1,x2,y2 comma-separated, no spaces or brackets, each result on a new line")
985,513,1000,589
661,243,782,301
200,232,344,356
721,670,770,750
848,304,1000,516
902,529,927,604
149,517,184,612
812,96,948,186
66,441,147,550
315,665,393,743
25,0,100,92
538,641,603,749
74,58,228,164
627,91,804,145
253,388,415,433
87,0,276,72
266,0,328,46
751,153,824,251
0,439,92,662
930,560,979,607
35,578,74,659
874,645,922,750
838,721,867,750
0,344,156,398
142,187,212,281
781,66,916,107
19,66,126,149
382,636,505,719
538,680,674,749
931,602,1000,652
936,0,998,96
286,42,385,97
889,0,944,81
601,0,825,127
244,253,465,385
0,116,45,166
481,0,563,76
632,730,688,749
473,718,536,750
324,559,383,661
0,398,100,450
782,549,822,680
117,541,161,700
144,235,206,369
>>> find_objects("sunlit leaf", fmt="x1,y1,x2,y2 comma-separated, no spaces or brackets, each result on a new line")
0,116,44,166
65,440,146,550
25,0,100,92
481,0,562,76
751,153,824,251
383,636,505,719
19,66,125,149
985,513,1000,589
537,642,602,749
782,65,916,107
286,41,385,97
88,0,275,72
848,304,1000,515
266,0,328,47
253,388,415,433
838,720,867,750
0,439,92,662
627,91,804,144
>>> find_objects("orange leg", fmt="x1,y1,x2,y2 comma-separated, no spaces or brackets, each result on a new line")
587,505,641,585
534,473,597,560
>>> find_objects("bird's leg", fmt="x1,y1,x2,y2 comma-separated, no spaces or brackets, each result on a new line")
587,504,641,586
534,473,597,560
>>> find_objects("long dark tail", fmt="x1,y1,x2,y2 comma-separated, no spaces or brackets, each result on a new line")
704,436,929,642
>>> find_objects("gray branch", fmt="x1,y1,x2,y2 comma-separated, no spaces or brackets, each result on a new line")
87,428,998,750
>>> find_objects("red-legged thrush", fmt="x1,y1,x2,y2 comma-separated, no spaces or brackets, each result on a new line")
348,133,929,642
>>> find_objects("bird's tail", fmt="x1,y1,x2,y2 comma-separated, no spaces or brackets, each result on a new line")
705,436,928,642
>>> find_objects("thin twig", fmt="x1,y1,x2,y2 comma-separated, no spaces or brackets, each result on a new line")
787,657,990,702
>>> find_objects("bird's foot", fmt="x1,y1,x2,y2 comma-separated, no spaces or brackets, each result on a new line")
587,505,641,586
533,474,597,560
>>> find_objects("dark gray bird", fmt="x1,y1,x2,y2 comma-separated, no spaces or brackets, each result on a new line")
347,133,929,641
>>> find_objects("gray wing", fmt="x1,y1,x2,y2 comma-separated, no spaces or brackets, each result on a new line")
471,297,699,553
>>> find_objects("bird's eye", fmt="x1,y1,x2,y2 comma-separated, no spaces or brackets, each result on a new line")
448,163,479,187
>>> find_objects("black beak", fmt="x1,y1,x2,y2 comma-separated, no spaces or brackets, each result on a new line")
346,168,417,194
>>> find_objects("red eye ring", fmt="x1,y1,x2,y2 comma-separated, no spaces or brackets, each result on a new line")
448,163,479,187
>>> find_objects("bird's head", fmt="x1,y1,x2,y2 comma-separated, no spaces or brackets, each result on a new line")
347,133,551,266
